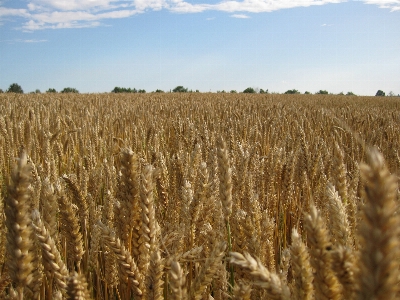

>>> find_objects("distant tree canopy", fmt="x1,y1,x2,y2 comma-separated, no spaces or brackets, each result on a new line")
173,86,188,93
304,91,311,94
112,87,137,93
375,90,385,96
0,89,4,93
46,88,57,93
154,89,164,93
61,87,79,93
259,89,268,94
284,89,300,94
243,87,256,93
346,91,356,96
316,90,329,95
7,83,23,93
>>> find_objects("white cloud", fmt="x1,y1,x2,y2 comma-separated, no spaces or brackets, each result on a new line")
231,13,249,18
28,0,115,11
134,0,167,11
0,0,399,31
0,38,47,43
23,39,47,42
0,7,30,17
362,0,400,12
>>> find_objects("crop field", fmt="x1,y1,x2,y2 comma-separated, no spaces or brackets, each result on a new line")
0,93,400,299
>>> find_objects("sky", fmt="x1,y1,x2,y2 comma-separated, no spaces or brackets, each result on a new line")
0,0,399,95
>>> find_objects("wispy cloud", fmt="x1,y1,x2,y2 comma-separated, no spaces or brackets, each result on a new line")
231,14,249,18
0,38,47,43
363,0,400,12
321,23,333,26
0,0,398,31
22,38,47,42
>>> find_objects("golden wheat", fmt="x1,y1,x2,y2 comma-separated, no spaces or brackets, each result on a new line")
0,93,399,299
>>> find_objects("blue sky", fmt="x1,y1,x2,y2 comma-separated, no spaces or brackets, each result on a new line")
0,0,399,95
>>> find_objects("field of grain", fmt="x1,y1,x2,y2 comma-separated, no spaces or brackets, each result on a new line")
0,93,399,299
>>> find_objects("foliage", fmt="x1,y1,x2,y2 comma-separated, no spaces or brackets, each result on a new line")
316,90,329,95
259,89,269,94
46,88,57,93
230,90,237,93
7,83,23,93
154,89,164,93
61,87,79,93
112,87,138,93
284,89,300,94
375,90,385,97
304,91,311,94
172,86,188,93
346,91,356,96
243,87,256,93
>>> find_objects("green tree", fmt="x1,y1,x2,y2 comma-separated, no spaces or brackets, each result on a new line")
35,89,41,94
316,90,328,94
346,91,356,96
230,90,237,93
304,91,311,94
375,90,385,96
284,89,300,94
259,89,268,94
173,86,188,93
61,87,79,93
7,83,23,93
138,89,146,93
46,88,57,93
243,87,256,93
154,89,164,93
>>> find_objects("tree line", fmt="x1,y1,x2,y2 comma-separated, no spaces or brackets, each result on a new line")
0,83,397,97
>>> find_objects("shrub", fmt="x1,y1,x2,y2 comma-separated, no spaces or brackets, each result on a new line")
173,86,188,93
284,89,300,94
7,83,23,93
61,87,79,93
243,87,256,93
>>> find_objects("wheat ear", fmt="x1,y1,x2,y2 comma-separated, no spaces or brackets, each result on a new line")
169,261,187,300
357,148,400,300
5,149,34,298
190,241,226,300
97,221,143,298
66,272,92,300
145,249,164,300
229,251,290,300
31,209,69,292
290,229,313,300
304,205,341,300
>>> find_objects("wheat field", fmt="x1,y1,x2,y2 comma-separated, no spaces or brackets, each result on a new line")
0,93,399,299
